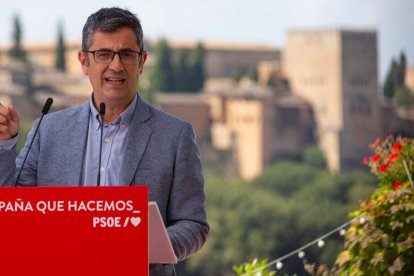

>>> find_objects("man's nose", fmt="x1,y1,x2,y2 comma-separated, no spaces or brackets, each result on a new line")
109,53,125,71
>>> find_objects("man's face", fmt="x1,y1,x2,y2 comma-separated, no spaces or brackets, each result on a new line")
78,27,147,106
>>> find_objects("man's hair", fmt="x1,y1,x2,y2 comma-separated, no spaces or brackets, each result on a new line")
82,7,144,60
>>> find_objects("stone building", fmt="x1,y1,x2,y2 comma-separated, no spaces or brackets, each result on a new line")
155,93,211,141
0,58,90,119
0,41,82,76
284,29,382,172
406,66,414,94
0,61,28,116
205,79,315,179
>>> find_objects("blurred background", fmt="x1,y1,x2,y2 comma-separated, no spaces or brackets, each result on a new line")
0,0,413,274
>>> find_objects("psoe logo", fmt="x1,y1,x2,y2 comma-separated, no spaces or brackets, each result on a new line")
92,216,141,228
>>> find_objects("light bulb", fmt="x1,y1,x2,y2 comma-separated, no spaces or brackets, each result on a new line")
276,261,283,270
318,240,325,248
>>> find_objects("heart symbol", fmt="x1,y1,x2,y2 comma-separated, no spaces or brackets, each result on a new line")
130,217,141,227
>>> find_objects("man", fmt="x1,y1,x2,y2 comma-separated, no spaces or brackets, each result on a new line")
0,7,208,275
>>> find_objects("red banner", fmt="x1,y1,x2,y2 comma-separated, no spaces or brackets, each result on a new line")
0,186,148,276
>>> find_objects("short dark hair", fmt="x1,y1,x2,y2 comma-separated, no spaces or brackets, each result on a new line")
82,7,144,60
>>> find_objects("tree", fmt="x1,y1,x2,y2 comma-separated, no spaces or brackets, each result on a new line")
396,52,406,85
383,51,411,107
234,67,248,82
9,14,27,62
188,42,205,92
251,66,259,82
383,59,398,99
393,85,412,107
184,164,377,275
250,161,319,196
174,48,190,91
55,22,66,72
149,38,175,92
302,145,327,169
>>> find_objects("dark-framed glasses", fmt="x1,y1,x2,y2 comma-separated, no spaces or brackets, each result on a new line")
87,50,144,64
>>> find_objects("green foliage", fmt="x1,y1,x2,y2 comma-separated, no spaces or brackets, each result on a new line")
9,14,27,62
383,51,411,107
150,38,175,92
174,48,190,91
334,136,414,275
250,161,319,196
266,73,276,87
173,43,204,92
188,42,205,92
335,186,414,275
55,22,66,72
150,40,205,93
302,145,327,169
393,85,412,107
251,66,259,82
383,60,398,99
397,52,406,85
233,258,276,276
234,67,248,82
185,163,376,275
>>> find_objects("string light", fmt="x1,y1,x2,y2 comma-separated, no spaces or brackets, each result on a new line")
241,216,360,276
402,159,414,188
317,240,325,248
276,262,283,270
339,229,346,236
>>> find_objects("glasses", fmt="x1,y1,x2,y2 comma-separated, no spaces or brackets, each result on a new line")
87,50,144,64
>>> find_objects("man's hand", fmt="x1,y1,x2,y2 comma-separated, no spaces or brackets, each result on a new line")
0,103,20,140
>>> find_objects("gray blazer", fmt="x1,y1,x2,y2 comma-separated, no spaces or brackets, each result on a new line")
0,94,209,276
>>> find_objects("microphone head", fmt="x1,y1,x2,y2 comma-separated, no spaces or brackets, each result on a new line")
99,102,106,116
42,98,53,114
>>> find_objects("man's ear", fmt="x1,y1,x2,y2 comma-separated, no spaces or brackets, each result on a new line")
78,50,89,75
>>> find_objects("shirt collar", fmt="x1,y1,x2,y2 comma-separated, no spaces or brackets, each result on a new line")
89,94,137,130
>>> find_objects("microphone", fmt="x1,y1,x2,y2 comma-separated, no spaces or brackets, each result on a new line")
97,102,106,187
15,97,53,186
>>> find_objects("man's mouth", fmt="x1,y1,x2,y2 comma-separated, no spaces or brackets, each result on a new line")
105,77,126,84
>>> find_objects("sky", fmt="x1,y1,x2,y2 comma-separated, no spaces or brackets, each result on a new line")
0,0,412,81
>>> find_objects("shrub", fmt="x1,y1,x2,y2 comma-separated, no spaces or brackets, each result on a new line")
333,136,414,275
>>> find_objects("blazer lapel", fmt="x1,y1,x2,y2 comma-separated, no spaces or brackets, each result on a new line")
119,95,153,185
63,103,90,186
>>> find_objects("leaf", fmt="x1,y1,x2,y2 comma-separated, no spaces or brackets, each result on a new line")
335,251,351,266
388,256,405,274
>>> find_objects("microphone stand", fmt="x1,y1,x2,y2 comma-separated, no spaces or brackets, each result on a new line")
97,102,106,187
15,98,53,186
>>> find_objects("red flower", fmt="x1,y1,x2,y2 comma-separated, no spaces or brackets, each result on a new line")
372,154,381,162
392,181,402,190
388,152,399,163
392,143,402,151
369,138,381,149
386,135,394,140
380,163,388,173
362,156,370,165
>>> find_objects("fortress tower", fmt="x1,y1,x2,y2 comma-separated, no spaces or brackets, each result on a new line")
284,30,382,172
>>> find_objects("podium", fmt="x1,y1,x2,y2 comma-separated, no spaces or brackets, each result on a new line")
0,186,176,276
